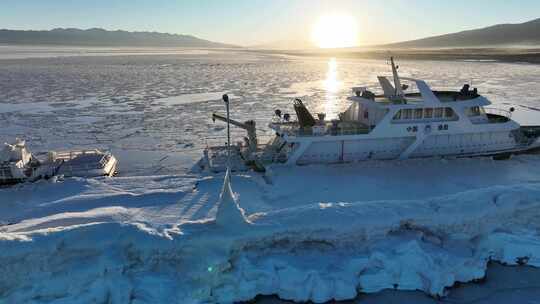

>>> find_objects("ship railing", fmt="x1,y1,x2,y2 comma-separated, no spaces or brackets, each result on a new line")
55,149,111,173
0,166,12,180
256,152,288,164
54,149,103,160
204,135,274,150
276,126,370,137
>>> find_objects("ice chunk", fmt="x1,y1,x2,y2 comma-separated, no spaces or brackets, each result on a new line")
215,168,251,228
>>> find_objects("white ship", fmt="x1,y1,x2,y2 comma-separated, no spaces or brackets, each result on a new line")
0,138,118,186
201,58,540,172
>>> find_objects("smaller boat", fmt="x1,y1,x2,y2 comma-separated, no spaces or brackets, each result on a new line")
0,138,118,186
54,149,118,178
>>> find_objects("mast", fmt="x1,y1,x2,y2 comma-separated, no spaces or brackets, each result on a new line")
390,57,404,98
222,94,231,168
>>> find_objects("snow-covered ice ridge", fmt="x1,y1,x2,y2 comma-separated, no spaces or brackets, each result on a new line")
2,156,540,303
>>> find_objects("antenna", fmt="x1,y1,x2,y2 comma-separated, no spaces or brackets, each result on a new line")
390,57,404,98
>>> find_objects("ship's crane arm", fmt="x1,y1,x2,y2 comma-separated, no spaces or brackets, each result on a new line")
212,113,252,130
212,113,258,157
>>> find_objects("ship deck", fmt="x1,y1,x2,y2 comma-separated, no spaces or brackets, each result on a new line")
202,145,248,173
272,121,370,137
373,91,480,105
56,151,117,177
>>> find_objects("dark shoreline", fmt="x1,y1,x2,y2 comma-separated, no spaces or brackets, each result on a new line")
250,48,540,64
2,45,540,64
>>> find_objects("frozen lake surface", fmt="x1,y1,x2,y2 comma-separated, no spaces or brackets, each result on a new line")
1,49,540,303
1,49,540,176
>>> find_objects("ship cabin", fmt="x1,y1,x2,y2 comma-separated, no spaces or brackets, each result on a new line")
343,77,513,131
270,66,514,141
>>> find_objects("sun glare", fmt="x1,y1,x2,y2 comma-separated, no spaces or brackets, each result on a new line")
311,14,359,48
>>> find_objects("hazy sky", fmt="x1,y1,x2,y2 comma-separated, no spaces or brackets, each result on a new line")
1,0,539,46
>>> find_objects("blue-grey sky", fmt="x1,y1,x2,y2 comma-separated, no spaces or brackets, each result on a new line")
1,0,539,46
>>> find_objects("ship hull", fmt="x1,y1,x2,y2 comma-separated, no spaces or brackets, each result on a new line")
287,130,531,165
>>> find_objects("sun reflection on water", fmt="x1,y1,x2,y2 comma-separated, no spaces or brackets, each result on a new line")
322,58,342,119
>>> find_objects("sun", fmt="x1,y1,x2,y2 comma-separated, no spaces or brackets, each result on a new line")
311,14,359,48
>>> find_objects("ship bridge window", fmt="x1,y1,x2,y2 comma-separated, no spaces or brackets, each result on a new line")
444,107,457,119
403,109,413,119
392,107,457,123
466,106,483,117
414,109,423,119
424,108,433,118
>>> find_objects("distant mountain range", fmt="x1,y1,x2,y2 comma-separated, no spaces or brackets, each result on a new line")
384,18,540,48
0,28,236,48
2,18,540,50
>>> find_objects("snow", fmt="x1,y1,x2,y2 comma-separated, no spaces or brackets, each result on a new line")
2,155,540,303
1,49,540,303
215,168,251,227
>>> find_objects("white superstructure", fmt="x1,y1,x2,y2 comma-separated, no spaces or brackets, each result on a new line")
202,58,540,172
